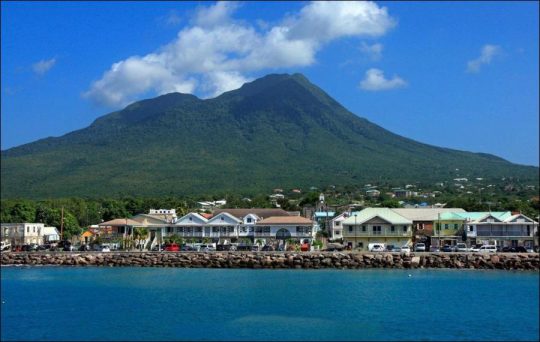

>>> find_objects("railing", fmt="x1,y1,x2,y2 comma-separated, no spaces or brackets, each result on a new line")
343,230,410,237
208,232,236,237
477,230,531,237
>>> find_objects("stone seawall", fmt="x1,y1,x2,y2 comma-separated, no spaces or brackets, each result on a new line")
2,252,539,270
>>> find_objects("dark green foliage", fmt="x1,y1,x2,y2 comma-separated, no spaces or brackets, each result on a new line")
1,73,538,199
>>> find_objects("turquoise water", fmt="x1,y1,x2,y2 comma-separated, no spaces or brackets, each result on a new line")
1,267,539,341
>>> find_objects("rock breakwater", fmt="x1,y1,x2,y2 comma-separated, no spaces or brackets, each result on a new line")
2,252,539,270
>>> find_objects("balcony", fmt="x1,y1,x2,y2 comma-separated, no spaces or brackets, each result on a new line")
476,230,531,237
343,229,410,237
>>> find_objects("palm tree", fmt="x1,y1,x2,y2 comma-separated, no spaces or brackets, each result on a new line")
133,227,149,251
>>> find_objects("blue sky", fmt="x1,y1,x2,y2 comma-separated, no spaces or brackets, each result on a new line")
2,1,539,166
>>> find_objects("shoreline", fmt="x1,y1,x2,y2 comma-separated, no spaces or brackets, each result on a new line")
1,251,538,271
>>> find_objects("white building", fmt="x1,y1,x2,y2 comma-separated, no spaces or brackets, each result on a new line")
1,223,44,245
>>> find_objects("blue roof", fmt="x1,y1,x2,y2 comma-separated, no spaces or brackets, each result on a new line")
314,212,335,217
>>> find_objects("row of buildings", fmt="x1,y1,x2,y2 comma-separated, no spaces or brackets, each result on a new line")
331,208,538,250
2,206,538,251
0,223,60,246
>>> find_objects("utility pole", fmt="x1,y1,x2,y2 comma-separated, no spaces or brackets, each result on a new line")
60,207,64,241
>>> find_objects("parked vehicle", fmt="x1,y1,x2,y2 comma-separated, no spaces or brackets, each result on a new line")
468,245,479,252
261,245,274,251
430,246,440,252
181,245,195,251
151,245,163,251
369,244,385,252
391,246,401,252
37,244,52,251
78,244,90,251
100,246,111,252
514,246,528,253
324,243,344,252
164,243,180,252
478,245,497,253
441,245,453,252
400,245,411,253
454,243,468,252
414,243,426,252
200,244,215,252
1,241,11,251
386,245,395,252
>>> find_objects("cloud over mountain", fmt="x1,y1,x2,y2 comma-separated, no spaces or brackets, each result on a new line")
84,1,396,107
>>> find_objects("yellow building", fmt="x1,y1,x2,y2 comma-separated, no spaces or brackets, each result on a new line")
342,208,413,251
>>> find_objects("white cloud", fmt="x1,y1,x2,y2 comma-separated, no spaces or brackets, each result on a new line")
360,42,383,61
85,1,396,107
32,58,56,76
359,68,406,91
467,44,501,73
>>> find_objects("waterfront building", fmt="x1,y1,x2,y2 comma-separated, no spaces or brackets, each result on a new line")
42,226,60,243
255,216,315,246
463,212,537,249
1,223,44,245
329,211,360,241
392,208,466,248
341,208,412,251
431,212,510,247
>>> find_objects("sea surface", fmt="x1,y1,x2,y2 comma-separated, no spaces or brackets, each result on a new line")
1,267,538,341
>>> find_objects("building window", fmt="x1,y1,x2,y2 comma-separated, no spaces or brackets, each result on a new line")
27,227,29,233
468,225,474,232
336,221,340,226
373,226,381,235
362,225,366,232
336,231,341,235
403,226,407,232
348,226,353,232
454,224,458,230
33,226,36,233
391,225,395,232
445,224,449,230
247,218,252,223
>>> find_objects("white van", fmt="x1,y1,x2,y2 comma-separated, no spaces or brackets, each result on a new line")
368,243,385,252
478,245,497,253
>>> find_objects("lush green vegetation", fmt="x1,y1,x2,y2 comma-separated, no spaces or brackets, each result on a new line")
1,73,537,199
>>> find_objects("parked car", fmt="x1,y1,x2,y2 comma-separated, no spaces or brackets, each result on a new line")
100,246,111,252
370,244,385,252
37,244,52,251
430,246,440,252
468,245,479,252
478,245,497,253
441,245,453,252
325,243,344,252
400,245,411,253
414,243,426,252
164,243,180,252
251,245,260,251
78,244,91,251
454,243,468,252
261,245,274,251
386,245,395,252
200,244,215,252
181,245,195,251
514,246,528,253
1,241,11,251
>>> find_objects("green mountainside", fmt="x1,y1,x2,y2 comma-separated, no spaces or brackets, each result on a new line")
1,73,538,199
